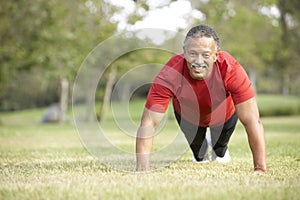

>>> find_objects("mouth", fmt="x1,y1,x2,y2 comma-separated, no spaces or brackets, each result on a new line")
191,63,208,71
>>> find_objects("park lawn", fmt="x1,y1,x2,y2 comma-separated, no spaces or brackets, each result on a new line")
0,107,299,200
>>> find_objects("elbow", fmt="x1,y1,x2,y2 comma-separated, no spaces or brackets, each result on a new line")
137,108,165,139
239,116,264,136
240,117,262,128
137,118,157,140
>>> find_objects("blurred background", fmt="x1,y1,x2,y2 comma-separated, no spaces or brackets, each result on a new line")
0,0,299,122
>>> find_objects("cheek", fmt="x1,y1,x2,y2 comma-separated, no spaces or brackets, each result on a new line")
184,55,193,64
205,60,214,70
206,58,215,66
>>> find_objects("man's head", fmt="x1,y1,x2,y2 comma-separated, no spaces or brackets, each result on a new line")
183,25,220,80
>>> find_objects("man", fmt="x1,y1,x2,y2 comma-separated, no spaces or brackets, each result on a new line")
136,25,266,173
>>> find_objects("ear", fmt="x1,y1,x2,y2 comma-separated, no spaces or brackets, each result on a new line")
214,50,219,62
183,47,188,58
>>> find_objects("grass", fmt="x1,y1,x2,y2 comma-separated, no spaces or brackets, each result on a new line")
0,98,300,200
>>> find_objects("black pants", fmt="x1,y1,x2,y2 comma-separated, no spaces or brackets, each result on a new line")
175,111,238,161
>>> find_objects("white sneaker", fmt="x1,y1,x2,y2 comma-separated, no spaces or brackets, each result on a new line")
212,149,230,163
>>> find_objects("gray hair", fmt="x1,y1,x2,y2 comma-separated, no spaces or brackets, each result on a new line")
183,25,220,50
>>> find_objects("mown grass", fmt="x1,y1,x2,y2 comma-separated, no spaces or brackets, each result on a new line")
0,96,300,200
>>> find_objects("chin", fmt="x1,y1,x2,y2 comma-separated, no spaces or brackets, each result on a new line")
195,77,205,80
191,73,206,80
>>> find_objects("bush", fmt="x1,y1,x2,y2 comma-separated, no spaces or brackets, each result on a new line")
257,94,300,117
0,70,60,111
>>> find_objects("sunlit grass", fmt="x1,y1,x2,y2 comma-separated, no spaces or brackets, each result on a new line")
0,99,300,199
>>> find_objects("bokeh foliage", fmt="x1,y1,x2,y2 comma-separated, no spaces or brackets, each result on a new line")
0,0,299,111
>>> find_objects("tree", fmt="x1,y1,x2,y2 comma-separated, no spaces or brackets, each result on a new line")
276,0,300,95
0,0,119,115
191,0,280,93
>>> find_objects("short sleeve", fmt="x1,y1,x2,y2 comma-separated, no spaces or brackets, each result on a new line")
145,54,186,112
145,82,173,113
225,61,255,105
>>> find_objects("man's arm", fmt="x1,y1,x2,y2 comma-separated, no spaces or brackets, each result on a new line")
235,97,267,173
136,108,165,171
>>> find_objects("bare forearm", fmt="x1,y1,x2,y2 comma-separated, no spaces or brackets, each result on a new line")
245,120,266,172
235,98,267,173
136,126,154,171
136,108,165,171
136,138,152,171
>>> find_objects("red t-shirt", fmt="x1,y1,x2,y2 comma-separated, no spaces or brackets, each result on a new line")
145,51,255,127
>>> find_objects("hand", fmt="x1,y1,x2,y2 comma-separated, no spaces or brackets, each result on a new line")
254,166,266,174
136,152,150,172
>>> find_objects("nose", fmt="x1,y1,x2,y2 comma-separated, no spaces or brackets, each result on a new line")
195,55,204,64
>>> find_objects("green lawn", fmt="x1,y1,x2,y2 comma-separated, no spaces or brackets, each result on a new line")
0,101,300,200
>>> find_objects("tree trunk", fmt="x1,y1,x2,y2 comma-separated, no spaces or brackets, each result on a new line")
120,83,130,102
282,73,290,95
278,0,290,95
248,67,257,94
99,65,117,124
59,77,69,123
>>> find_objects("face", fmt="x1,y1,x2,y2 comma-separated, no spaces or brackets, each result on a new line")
184,36,218,80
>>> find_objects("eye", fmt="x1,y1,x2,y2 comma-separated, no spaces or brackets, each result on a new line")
203,54,210,59
189,52,197,57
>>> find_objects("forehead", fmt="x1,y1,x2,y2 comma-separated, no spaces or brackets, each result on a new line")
185,36,216,52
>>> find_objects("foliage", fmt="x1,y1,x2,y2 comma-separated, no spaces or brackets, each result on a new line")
1,0,300,111
275,0,300,94
0,0,117,111
1,70,60,111
97,48,174,100
257,95,300,116
192,0,300,95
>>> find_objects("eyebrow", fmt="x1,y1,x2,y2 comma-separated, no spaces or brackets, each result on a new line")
188,49,212,54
